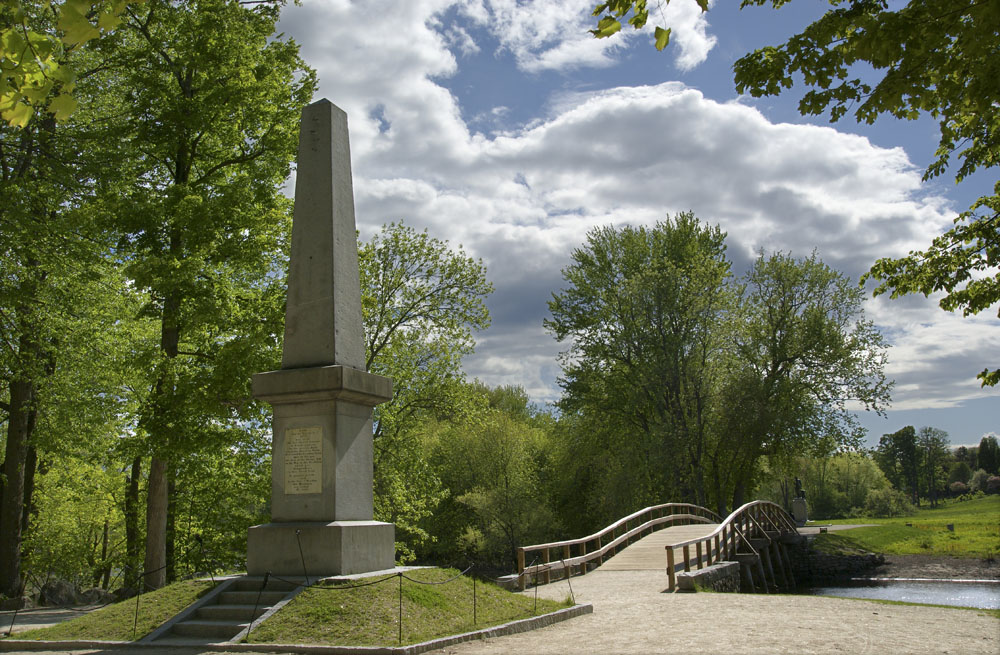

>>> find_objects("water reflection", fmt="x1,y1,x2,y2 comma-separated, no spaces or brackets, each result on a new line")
807,580,999,610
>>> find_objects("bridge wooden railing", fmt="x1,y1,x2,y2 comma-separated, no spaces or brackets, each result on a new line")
664,500,799,591
516,503,721,590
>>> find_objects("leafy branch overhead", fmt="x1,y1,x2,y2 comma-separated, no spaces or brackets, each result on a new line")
592,0,999,386
1,0,143,127
591,0,709,50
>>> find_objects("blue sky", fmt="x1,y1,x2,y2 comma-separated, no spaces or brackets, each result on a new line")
276,0,997,448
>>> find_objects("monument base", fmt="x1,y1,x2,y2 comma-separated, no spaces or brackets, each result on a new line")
791,497,808,526
247,520,395,577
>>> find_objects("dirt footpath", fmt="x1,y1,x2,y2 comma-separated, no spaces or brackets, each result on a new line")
429,570,1000,655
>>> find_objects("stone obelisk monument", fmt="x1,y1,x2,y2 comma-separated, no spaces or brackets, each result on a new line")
247,99,395,576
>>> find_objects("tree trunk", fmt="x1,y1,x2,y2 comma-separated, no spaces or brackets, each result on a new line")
0,376,34,598
166,476,176,583
124,456,142,585
95,516,110,588
20,445,38,538
732,481,746,513
144,456,169,590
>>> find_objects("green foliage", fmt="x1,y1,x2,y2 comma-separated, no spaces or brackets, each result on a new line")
862,487,915,519
760,452,894,519
948,461,972,485
874,426,920,504
246,568,566,647
424,384,559,569
591,0,709,50
969,468,990,494
15,578,213,641
359,222,493,562
547,213,732,513
547,215,889,523
1,1,141,127
978,435,1000,475
717,251,890,509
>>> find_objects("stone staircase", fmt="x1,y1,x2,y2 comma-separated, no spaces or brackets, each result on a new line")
147,576,301,645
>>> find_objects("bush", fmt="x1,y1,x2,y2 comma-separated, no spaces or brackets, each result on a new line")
969,468,989,493
949,481,969,496
863,487,915,518
987,476,1000,494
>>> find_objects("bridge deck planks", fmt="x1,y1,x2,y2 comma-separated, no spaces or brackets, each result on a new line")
598,523,719,571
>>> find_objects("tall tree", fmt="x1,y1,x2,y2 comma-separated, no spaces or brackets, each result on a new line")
917,426,949,507
979,434,1000,475
592,0,1000,385
546,213,732,510
714,251,890,511
105,0,314,589
874,426,921,505
0,12,127,595
358,222,493,560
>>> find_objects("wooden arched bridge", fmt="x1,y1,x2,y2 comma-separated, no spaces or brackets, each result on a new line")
516,501,802,593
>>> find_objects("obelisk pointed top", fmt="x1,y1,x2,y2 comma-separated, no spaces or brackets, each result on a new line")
281,99,366,370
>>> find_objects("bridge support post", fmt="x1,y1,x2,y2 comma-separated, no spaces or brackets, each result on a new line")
682,545,691,573
666,547,675,591
542,548,550,585
770,542,788,589
563,545,571,579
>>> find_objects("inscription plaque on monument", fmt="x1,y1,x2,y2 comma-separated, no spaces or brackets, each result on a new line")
284,426,323,495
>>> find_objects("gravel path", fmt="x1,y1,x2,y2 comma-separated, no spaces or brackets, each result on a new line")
428,570,1000,655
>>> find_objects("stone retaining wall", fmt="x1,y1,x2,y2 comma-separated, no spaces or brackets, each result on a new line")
676,561,740,593
785,539,884,585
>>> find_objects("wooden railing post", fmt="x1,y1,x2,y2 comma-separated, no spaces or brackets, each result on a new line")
542,548,551,585
666,547,675,591
517,548,526,591
682,544,691,573
580,541,588,575
563,544,571,579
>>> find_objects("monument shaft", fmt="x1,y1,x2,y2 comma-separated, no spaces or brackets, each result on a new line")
247,100,395,577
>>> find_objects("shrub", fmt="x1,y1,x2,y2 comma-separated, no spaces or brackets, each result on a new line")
863,487,915,518
949,481,969,496
987,476,1000,494
969,469,989,493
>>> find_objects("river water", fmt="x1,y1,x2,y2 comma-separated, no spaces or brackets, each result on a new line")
806,579,1000,610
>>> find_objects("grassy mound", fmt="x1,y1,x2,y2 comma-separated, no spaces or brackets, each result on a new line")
827,495,1000,558
246,567,570,646
11,579,215,642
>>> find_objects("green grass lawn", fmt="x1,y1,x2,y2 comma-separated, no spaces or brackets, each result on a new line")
246,567,570,647
9,579,215,642
823,495,1000,558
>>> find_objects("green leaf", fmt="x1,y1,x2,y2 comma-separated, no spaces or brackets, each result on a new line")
594,17,622,39
58,4,101,45
2,101,34,128
654,26,671,51
48,91,78,121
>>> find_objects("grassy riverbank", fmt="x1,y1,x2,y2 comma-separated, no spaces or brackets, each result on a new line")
824,495,999,558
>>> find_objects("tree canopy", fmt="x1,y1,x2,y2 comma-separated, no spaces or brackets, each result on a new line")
592,0,1000,386
546,214,889,515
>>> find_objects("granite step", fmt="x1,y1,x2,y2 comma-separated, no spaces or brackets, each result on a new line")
218,590,287,605
196,603,268,621
171,619,248,639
